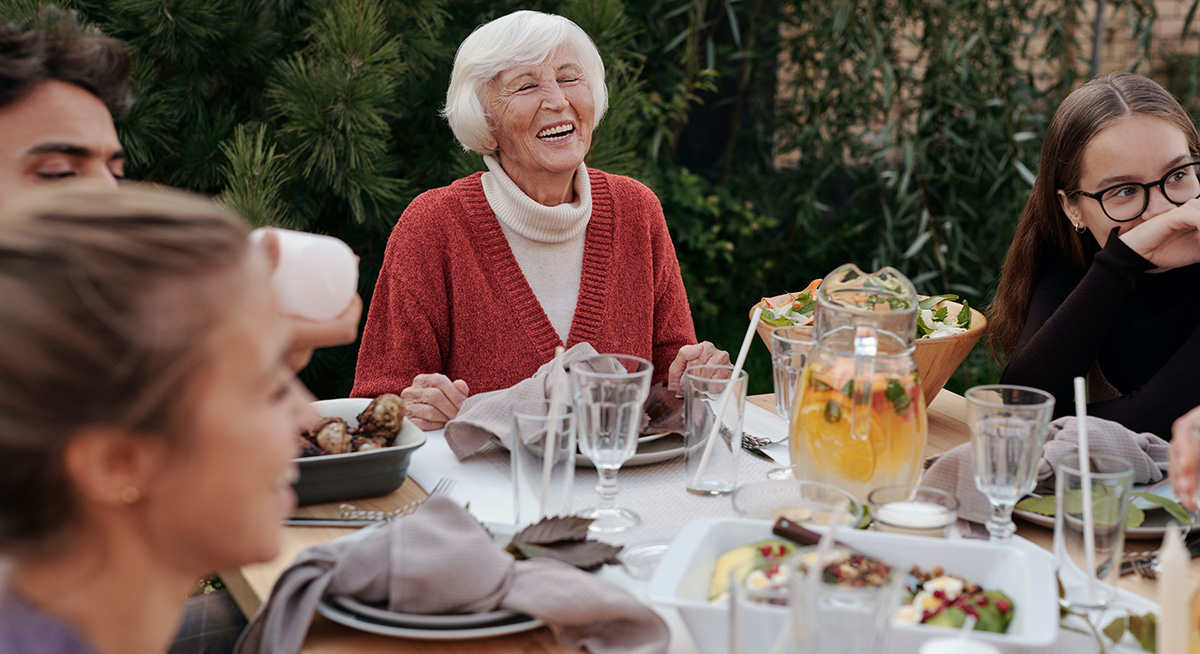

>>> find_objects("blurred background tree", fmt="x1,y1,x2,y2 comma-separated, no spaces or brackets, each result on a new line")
6,0,1199,397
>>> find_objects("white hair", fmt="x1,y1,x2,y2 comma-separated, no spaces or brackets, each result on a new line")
442,11,608,156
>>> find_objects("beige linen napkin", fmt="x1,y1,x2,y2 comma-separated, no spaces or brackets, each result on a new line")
444,342,598,459
234,495,668,654
922,416,1169,528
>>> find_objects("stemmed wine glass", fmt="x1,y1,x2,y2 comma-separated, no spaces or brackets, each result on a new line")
966,384,1055,544
570,354,653,533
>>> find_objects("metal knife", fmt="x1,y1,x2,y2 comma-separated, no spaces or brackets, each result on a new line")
282,517,384,528
741,441,776,463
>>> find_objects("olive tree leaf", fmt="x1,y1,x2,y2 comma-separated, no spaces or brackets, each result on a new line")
1016,495,1056,516
511,515,593,544
1129,613,1158,652
1131,492,1191,524
1102,616,1127,644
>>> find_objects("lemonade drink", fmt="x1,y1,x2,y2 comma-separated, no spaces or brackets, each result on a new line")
790,365,927,502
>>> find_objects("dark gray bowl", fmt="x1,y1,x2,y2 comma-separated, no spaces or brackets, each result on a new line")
293,398,426,506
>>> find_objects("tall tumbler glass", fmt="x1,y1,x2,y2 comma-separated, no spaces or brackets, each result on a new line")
965,384,1055,544
570,354,653,533
684,365,748,496
770,325,813,419
787,546,903,654
1054,452,1134,611
729,560,793,654
511,400,577,527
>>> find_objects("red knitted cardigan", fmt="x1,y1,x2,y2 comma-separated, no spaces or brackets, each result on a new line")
351,168,698,397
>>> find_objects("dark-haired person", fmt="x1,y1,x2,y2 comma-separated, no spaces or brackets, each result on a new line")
0,185,314,654
0,7,360,371
989,72,1200,438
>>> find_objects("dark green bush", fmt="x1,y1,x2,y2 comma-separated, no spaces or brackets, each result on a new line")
10,0,1199,398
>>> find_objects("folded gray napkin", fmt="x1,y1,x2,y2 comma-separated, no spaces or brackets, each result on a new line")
234,495,669,654
922,415,1169,529
445,342,598,460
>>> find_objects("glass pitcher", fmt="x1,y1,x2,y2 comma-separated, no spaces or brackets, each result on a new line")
789,264,928,502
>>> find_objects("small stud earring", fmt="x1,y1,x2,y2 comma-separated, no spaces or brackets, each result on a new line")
119,486,141,505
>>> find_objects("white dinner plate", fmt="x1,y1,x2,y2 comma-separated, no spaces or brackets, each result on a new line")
1013,479,1193,539
574,432,686,467
317,596,543,641
329,596,526,629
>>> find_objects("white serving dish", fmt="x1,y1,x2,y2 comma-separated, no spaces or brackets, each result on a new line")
647,518,1058,654
293,398,426,505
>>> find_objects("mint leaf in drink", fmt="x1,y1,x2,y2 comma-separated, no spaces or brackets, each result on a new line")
886,379,913,416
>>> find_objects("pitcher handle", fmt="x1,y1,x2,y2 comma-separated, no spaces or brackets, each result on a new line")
850,323,877,441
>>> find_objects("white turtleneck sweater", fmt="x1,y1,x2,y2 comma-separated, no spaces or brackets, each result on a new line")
481,155,591,342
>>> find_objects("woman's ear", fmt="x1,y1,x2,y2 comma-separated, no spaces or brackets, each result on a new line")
63,428,168,507
1057,189,1081,225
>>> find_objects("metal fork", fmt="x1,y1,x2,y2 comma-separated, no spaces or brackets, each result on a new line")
284,477,456,527
1129,557,1159,580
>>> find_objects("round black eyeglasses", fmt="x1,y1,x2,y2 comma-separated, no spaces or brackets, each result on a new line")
1070,161,1200,222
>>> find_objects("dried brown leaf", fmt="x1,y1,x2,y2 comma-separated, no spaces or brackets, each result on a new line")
508,540,623,572
511,515,594,544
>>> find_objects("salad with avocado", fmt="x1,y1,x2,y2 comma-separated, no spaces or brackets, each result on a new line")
894,566,1015,633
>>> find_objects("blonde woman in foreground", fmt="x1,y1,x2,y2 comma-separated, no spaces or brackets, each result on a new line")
0,185,314,653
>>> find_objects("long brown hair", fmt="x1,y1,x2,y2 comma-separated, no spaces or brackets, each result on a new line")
988,73,1200,358
0,184,250,551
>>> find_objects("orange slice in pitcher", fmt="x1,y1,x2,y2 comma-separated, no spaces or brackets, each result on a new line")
797,396,880,484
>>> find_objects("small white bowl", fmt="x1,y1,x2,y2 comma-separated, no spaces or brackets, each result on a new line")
647,518,1058,654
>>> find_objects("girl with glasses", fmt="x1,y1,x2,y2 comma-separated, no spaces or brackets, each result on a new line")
989,72,1200,438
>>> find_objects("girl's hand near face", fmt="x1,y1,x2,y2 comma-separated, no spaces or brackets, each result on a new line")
1119,199,1200,270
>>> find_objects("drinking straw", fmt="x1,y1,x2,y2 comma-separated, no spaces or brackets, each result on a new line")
690,307,761,487
1073,376,1097,605
539,346,566,516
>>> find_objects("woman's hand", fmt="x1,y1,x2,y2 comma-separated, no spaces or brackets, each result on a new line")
1119,199,1200,270
401,374,471,431
667,341,731,392
285,295,363,371
1169,405,1200,511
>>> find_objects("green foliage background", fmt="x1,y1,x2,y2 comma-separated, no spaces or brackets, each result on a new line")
9,0,1200,397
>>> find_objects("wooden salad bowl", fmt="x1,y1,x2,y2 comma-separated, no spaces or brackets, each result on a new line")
751,294,988,406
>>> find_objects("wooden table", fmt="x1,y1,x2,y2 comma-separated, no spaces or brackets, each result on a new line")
224,390,1192,653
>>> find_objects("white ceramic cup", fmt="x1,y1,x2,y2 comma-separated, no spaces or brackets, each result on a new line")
252,227,358,321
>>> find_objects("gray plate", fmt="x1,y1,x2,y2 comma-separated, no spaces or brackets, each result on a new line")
293,398,426,506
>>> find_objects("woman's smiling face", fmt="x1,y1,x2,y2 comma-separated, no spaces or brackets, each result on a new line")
486,44,594,204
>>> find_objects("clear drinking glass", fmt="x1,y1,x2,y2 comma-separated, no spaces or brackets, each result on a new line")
510,400,577,527
770,325,813,419
684,365,748,496
965,384,1055,543
1053,452,1134,611
570,354,653,533
730,559,793,654
787,546,903,654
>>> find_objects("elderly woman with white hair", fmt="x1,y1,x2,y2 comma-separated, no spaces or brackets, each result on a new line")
353,10,727,430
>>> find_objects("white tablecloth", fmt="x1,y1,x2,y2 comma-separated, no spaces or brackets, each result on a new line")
406,402,1158,654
